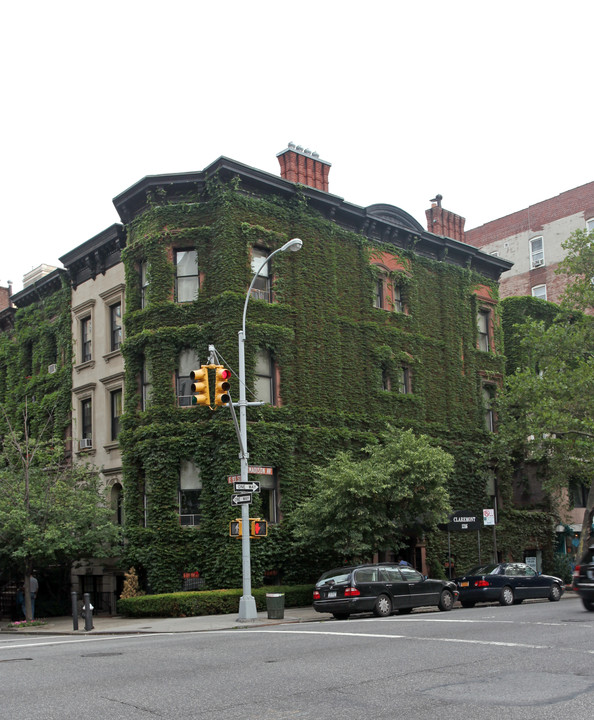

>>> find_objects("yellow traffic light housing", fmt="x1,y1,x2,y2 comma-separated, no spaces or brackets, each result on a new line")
214,366,231,406
250,518,268,538
190,366,211,406
229,520,242,537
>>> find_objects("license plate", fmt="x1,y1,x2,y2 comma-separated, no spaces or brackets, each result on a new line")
327,591,337,598
460,581,469,587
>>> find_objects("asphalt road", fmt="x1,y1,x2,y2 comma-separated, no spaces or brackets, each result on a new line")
1,597,593,719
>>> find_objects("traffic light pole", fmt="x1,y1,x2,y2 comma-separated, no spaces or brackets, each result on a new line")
236,326,257,621
235,238,302,622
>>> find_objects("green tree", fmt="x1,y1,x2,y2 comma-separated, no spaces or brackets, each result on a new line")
497,226,594,561
292,428,453,565
0,406,120,620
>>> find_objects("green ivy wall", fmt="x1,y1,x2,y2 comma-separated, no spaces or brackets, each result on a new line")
116,179,515,593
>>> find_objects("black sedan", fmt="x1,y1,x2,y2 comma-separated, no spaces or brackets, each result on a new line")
572,546,594,611
313,563,459,619
455,562,564,607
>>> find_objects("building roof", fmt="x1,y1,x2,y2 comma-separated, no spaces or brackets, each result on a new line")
112,155,512,281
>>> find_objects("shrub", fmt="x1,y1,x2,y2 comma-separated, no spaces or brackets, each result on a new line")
116,584,315,618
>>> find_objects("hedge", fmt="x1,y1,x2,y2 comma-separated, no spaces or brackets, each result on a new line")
116,584,315,618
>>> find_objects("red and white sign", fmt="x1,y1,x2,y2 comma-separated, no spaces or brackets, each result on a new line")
247,466,273,475
483,508,495,526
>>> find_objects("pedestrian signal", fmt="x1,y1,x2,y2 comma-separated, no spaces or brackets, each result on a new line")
250,519,268,537
229,520,242,537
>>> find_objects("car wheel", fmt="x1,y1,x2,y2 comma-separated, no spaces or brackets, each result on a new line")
398,607,413,615
499,586,514,606
582,598,594,612
438,589,454,611
373,594,392,617
461,601,475,609
548,584,562,602
332,612,350,620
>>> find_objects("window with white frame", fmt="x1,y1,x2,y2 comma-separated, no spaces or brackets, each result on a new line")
254,349,274,404
477,309,491,352
179,460,202,526
81,397,93,447
397,366,410,394
587,218,594,233
531,284,547,301
250,247,271,302
482,386,495,432
141,360,152,410
140,261,149,308
110,388,122,441
530,237,545,269
81,316,92,363
175,250,199,302
110,303,122,351
373,273,386,309
177,348,200,407
393,284,404,313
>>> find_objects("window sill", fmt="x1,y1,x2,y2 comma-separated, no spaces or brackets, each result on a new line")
103,350,122,363
76,448,96,457
75,360,95,373
103,441,120,453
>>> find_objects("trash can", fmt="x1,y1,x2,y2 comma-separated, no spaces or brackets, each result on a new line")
266,593,285,619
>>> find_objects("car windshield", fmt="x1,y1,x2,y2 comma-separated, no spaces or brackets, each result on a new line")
316,569,351,587
466,564,500,575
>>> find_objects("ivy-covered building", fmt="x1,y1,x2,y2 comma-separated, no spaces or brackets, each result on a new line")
103,145,512,592
2,145,521,596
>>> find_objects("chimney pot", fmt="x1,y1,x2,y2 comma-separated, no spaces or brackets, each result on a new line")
277,143,331,192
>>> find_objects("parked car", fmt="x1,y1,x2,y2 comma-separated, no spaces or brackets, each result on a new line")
572,546,594,611
455,562,564,607
312,563,459,619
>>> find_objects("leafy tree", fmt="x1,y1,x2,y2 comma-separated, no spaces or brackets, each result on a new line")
0,405,120,620
291,428,453,566
496,226,594,561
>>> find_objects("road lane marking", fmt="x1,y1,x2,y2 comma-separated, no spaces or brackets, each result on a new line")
0,634,169,651
223,629,549,650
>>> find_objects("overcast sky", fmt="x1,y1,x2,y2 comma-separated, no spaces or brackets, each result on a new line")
2,1,592,291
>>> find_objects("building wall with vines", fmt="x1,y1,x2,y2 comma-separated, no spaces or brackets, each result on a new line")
115,165,514,593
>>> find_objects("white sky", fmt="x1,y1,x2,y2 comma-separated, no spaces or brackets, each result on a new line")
2,0,593,292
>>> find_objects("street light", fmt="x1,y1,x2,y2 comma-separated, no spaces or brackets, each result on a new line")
237,237,302,621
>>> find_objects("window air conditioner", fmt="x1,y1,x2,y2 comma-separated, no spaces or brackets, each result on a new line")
48,364,57,374
533,259,544,268
80,438,92,449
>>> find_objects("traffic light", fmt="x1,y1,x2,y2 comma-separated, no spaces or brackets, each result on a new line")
250,518,268,538
214,366,231,406
190,366,211,406
229,520,242,537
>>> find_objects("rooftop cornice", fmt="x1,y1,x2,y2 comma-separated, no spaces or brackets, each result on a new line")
11,268,68,308
111,156,512,280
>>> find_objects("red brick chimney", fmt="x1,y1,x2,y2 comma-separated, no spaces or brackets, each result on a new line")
425,195,466,243
277,142,331,192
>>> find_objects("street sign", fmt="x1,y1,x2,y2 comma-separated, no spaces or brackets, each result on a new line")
447,510,480,531
231,493,252,507
234,481,260,493
227,475,242,484
247,465,273,475
483,508,495,526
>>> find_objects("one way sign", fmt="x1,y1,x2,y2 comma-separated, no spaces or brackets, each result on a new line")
233,481,260,493
231,493,252,507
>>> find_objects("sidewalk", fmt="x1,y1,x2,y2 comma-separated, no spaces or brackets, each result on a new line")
0,590,578,636
0,605,330,636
